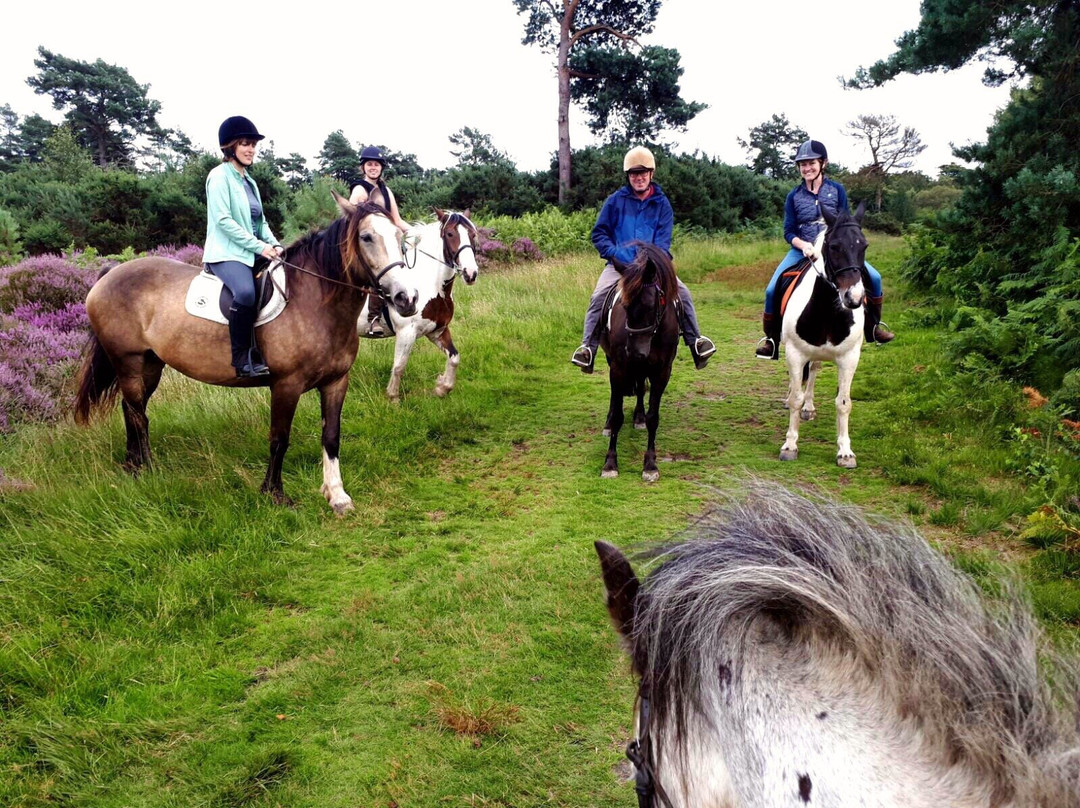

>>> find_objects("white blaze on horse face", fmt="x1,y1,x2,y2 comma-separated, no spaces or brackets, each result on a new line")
369,214,418,316
456,224,479,285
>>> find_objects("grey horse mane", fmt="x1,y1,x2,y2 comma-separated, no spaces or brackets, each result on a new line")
630,484,1080,805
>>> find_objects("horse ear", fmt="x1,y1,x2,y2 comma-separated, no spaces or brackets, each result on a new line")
462,208,472,220
433,207,447,222
853,200,866,224
595,541,639,640
333,190,357,218
821,203,838,229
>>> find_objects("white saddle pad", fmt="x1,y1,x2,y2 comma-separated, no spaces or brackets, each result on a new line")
185,263,288,326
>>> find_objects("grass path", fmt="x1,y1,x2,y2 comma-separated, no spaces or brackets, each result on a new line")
1,235,1073,807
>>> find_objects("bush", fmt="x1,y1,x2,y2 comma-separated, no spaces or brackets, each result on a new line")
478,207,594,257
0,209,23,265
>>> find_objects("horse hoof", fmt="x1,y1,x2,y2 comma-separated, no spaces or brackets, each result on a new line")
801,410,816,421
634,421,646,431
332,498,355,515
434,385,451,398
601,469,619,479
779,448,798,461
602,428,612,437
271,491,296,507
642,470,659,482
837,454,857,469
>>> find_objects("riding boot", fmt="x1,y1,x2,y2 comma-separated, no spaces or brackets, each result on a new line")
864,295,895,344
755,312,780,360
228,304,270,377
367,292,387,337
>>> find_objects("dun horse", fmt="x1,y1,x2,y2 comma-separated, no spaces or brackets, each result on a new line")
359,209,479,401
777,202,868,468
596,485,1080,808
599,243,681,481
74,197,417,513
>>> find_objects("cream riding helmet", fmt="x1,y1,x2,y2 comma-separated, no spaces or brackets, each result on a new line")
623,146,656,172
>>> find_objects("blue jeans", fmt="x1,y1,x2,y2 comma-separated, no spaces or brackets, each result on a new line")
206,260,256,308
763,248,882,315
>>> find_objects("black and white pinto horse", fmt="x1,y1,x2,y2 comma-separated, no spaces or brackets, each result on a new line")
359,209,479,402
779,203,868,468
596,485,1080,808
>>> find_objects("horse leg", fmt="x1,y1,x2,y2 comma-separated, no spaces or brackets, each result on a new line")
430,327,460,398
118,352,164,473
386,328,417,403
642,369,671,482
834,349,862,469
801,360,821,421
319,374,354,514
260,381,302,506
780,352,806,461
632,380,646,430
602,383,624,478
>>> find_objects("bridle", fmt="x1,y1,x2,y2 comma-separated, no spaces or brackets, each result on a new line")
821,221,865,290
623,280,669,338
625,684,677,808
273,254,405,300
403,215,478,276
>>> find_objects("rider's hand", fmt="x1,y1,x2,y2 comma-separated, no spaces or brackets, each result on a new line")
801,243,818,261
261,244,283,259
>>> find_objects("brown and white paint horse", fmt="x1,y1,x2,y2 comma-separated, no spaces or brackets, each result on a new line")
359,209,479,402
74,196,417,513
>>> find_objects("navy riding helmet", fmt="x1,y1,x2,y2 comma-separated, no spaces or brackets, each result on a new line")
794,139,828,163
218,116,265,147
359,146,387,165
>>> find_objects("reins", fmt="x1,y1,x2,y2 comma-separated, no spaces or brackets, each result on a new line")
271,255,405,298
625,685,677,808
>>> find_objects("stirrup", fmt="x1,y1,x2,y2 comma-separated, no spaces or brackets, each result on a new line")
755,336,777,359
873,322,895,344
571,345,594,373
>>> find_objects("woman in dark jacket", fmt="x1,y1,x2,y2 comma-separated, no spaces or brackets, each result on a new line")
755,139,894,359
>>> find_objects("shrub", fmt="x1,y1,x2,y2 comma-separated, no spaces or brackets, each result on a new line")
0,253,104,311
0,209,23,265
479,207,594,257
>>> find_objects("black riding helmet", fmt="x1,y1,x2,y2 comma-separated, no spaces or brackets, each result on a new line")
218,116,265,147
794,140,828,163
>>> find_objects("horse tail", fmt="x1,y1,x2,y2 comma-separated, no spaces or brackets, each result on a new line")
73,265,122,426
73,328,119,425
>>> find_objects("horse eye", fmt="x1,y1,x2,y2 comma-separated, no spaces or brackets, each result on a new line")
361,234,372,243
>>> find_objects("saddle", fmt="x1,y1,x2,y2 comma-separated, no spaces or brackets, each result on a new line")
185,262,288,326
777,258,814,318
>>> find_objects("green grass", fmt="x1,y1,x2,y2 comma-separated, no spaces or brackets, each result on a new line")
1,234,1077,806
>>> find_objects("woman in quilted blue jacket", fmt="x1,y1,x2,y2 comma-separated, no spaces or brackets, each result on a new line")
754,139,894,360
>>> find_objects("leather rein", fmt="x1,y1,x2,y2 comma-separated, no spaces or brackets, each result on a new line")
625,686,677,808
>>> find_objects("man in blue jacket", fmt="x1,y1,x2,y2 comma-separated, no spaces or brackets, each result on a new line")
571,146,715,373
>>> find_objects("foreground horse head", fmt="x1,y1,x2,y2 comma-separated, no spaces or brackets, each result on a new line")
596,486,1080,807
599,242,681,481
334,192,418,316
434,208,479,285
73,195,414,513
821,201,867,310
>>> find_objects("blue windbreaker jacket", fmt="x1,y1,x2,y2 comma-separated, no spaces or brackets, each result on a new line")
591,183,673,266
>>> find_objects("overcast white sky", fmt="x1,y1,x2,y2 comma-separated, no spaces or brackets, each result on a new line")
1,0,1016,178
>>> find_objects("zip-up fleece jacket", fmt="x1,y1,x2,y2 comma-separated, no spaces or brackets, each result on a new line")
203,162,280,265
591,183,673,267
783,178,849,246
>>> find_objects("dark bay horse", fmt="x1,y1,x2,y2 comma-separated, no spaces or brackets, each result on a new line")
596,485,1080,807
599,243,680,481
779,202,867,468
73,196,418,513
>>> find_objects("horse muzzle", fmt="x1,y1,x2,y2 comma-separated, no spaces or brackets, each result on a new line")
842,282,866,310
391,287,419,317
462,268,478,286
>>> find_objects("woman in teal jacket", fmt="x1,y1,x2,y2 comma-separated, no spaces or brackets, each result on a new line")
204,116,282,378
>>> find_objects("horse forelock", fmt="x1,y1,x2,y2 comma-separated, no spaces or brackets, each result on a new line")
341,203,393,283
628,483,1080,802
620,242,677,306
282,219,347,290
